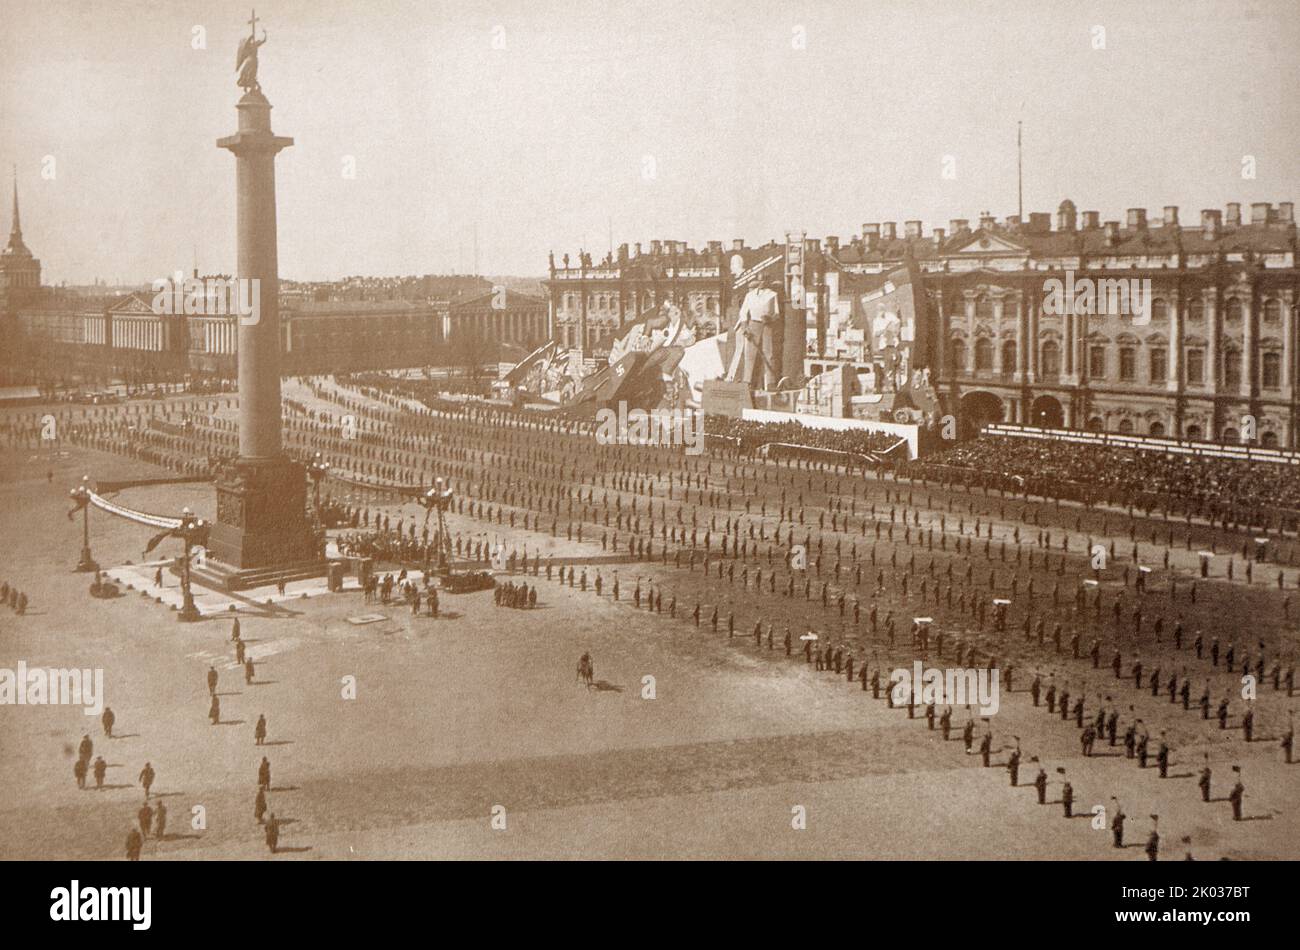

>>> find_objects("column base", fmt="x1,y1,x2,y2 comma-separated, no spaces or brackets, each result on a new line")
203,456,324,589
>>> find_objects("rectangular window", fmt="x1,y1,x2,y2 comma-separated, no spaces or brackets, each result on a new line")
1088,345,1106,378
1262,351,1282,390
1185,348,1204,385
1224,351,1242,388
1149,348,1167,383
1119,347,1136,382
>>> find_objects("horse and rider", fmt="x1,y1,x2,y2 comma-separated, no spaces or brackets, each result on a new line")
576,652,594,688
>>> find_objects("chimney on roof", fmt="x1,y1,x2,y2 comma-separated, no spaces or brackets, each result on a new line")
1126,208,1147,230
979,213,997,230
1027,213,1051,233
904,220,922,239
1201,210,1221,239
881,222,897,240
1163,206,1179,227
824,235,840,252
1082,211,1100,230
707,240,722,253
863,223,880,250
732,239,744,251
933,227,946,246
633,242,642,257
1104,221,1120,246
1226,203,1241,227
949,218,967,234
1280,202,1295,224
649,240,662,255
1250,202,1270,225
1004,215,1021,230
618,243,629,261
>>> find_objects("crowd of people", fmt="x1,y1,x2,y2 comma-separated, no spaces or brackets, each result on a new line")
904,436,1300,531
356,567,441,617
495,579,536,608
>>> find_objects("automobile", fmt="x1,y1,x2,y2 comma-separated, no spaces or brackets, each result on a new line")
439,570,496,594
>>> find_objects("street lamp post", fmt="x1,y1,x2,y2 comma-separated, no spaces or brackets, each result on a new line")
176,506,206,623
307,452,330,527
70,475,98,573
418,477,454,578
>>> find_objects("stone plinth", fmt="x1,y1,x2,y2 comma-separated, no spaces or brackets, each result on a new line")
205,458,320,574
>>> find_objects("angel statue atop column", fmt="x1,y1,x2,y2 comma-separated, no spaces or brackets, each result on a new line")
236,11,268,92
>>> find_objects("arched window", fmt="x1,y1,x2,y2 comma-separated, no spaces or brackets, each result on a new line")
1263,299,1283,325
1087,416,1104,431
1221,427,1239,443
1041,340,1061,378
1262,431,1279,448
1225,297,1243,324
1117,418,1134,434
974,338,993,372
1185,424,1203,441
1001,339,1018,375
1187,298,1204,323
1149,420,1166,437
1151,299,1168,322
975,296,993,322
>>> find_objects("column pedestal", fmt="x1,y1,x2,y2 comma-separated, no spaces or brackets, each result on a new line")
200,458,322,589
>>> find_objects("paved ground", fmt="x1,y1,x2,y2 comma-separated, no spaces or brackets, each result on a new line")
1,435,1296,861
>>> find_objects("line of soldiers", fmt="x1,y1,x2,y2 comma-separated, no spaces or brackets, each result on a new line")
494,580,536,609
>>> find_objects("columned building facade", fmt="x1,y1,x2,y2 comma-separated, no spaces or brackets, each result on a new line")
828,200,1298,447
547,206,1299,446
445,288,548,351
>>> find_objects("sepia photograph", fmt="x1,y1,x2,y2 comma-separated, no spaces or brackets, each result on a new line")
1,0,1296,929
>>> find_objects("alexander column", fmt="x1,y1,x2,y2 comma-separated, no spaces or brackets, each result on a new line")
204,12,321,587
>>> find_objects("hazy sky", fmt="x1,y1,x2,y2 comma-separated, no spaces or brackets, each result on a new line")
2,0,1297,284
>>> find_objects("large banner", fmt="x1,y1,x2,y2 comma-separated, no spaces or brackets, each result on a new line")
852,265,929,394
